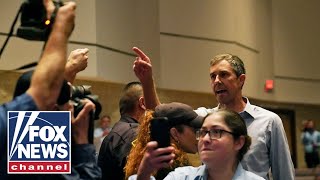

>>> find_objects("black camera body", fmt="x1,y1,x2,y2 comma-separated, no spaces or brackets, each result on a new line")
17,0,63,41
70,85,102,144
71,85,102,120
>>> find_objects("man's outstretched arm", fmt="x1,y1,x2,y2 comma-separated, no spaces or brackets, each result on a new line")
27,1,76,110
132,47,160,109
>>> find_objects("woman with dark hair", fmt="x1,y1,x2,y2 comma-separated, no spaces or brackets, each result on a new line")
129,109,264,180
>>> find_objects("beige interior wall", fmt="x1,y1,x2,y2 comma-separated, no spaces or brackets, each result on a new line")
0,0,98,77
271,0,320,105
94,0,160,84
159,0,262,94
272,0,320,79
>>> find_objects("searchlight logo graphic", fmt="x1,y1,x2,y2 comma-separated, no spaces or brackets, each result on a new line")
7,111,71,174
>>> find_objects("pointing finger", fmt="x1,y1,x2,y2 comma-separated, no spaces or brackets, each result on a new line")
133,47,149,60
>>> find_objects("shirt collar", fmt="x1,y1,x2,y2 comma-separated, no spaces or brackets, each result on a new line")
120,115,139,124
200,164,246,180
215,97,256,119
240,97,256,119
195,165,207,180
233,163,246,180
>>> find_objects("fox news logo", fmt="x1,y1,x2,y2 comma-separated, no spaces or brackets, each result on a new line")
7,111,71,174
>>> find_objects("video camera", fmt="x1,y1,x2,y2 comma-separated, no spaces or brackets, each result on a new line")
14,70,102,144
70,85,102,120
69,85,102,144
17,0,63,41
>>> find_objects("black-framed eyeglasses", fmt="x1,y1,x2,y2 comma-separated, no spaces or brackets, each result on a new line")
196,129,235,140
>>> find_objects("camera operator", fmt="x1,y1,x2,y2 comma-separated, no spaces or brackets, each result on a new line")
0,0,101,179
8,49,101,179
10,70,101,180
9,45,99,180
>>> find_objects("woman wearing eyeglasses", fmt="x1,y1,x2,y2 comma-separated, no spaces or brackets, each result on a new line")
129,109,264,180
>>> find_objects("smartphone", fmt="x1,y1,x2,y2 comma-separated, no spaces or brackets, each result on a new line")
150,117,171,148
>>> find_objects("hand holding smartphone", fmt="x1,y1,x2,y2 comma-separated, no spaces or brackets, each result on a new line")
150,117,171,148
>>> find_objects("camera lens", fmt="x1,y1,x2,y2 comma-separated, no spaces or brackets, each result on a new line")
71,85,91,98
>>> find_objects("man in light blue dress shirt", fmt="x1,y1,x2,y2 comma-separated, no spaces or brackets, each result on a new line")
131,48,294,180
195,54,294,180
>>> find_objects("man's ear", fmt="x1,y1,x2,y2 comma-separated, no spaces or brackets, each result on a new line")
170,128,179,142
138,96,146,110
234,135,245,151
239,74,246,88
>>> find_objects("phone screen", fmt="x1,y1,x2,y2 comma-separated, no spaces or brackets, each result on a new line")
150,117,171,148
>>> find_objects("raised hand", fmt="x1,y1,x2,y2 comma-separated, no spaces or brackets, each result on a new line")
132,47,153,84
52,1,76,38
137,141,175,180
65,48,89,83
132,47,160,109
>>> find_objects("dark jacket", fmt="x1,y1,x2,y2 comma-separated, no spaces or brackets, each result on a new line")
98,115,139,180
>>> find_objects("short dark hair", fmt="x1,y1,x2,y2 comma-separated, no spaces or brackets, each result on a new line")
210,54,246,77
119,82,143,115
13,70,70,105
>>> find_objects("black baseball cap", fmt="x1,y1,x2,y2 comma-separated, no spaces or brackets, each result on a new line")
153,102,204,129
13,70,71,105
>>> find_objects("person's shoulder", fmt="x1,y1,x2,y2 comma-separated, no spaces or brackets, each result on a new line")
104,119,138,141
250,104,280,119
111,119,138,132
166,165,205,178
315,130,320,135
250,104,274,114
243,171,265,180
194,107,215,116
235,164,264,180
173,165,201,172
4,93,37,111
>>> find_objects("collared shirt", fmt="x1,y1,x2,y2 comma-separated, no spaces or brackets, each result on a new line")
195,97,295,180
301,130,320,153
129,163,264,180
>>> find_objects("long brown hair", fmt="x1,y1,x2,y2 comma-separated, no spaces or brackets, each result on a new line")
124,110,190,179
